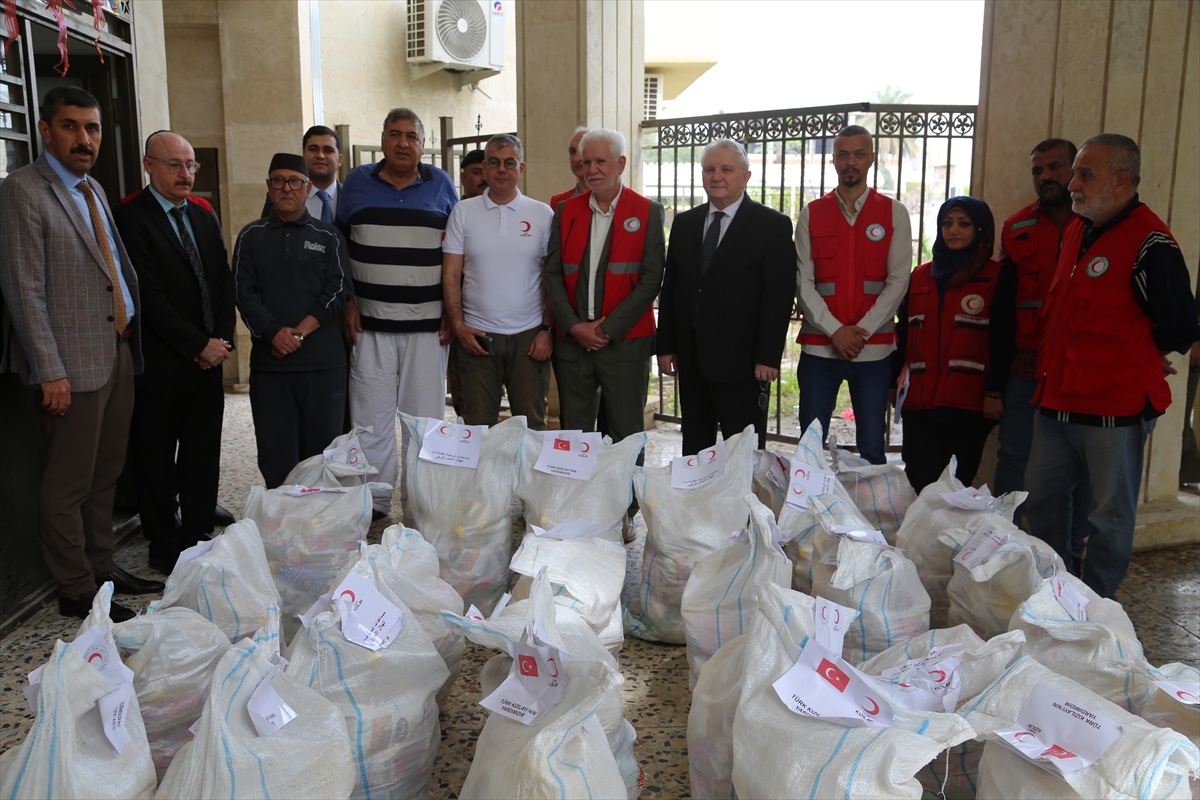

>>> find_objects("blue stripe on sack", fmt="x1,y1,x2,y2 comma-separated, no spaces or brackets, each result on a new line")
879,568,895,649
843,729,889,800
782,605,793,624
200,579,215,622
250,750,272,799
916,720,929,735
961,742,976,794
10,646,64,798
714,556,750,648
408,416,424,520
960,656,1028,718
319,629,370,798
546,692,608,800
219,727,236,800
354,488,371,540
224,669,252,722
1141,741,1199,799
856,576,876,662
219,566,242,640
1161,772,1182,799
643,552,657,623
883,474,899,530
806,734,854,800
513,427,527,494
734,533,761,635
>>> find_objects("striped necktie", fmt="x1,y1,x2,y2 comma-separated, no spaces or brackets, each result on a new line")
77,180,128,333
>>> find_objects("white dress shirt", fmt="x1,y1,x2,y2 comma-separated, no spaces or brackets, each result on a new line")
586,186,622,320
306,180,339,221
702,191,745,246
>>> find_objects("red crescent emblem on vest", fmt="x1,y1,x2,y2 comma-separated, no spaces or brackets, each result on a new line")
962,294,985,314
623,217,640,232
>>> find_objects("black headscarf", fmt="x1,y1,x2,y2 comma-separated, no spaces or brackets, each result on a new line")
930,195,995,290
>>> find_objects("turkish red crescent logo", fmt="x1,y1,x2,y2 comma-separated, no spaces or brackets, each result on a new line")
1177,690,1199,703
553,438,571,451
460,428,473,440
518,655,538,677
339,589,356,603
1014,730,1036,742
861,698,881,716
962,294,985,314
87,650,104,665
438,424,451,437
821,606,840,624
347,447,359,465
1056,579,1064,597
520,220,531,233
1040,744,1077,760
546,657,560,678
579,441,590,453
817,658,850,693
705,449,718,463
930,669,947,683
685,457,697,468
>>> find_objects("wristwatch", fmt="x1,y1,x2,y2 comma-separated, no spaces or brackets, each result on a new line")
539,323,552,333
292,332,305,341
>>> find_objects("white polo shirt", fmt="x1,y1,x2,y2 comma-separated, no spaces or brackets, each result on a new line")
443,188,554,335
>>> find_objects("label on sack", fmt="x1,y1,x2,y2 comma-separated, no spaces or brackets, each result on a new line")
671,439,727,490
174,538,217,571
283,485,352,497
814,597,859,656
773,640,894,728
1050,563,1090,621
954,521,1011,570
785,461,838,510
940,486,997,510
765,451,790,491
246,662,297,737
71,625,136,753
878,646,964,713
993,684,1122,776
1152,680,1200,706
492,593,512,619
419,419,484,469
820,525,894,565
298,591,333,629
331,572,404,650
532,519,608,540
22,664,46,713
534,430,602,481
731,518,789,546
323,434,364,466
479,642,569,726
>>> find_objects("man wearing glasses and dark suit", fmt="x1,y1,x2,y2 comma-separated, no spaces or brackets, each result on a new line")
657,138,797,454
114,131,236,574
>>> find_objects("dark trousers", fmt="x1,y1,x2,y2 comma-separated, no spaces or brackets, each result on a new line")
250,366,347,489
797,352,891,464
456,327,550,429
678,339,767,455
38,340,134,598
901,406,996,493
130,382,224,563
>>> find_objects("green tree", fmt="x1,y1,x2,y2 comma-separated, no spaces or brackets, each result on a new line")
870,84,918,164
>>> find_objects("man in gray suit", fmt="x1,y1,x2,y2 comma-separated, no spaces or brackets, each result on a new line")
0,86,163,621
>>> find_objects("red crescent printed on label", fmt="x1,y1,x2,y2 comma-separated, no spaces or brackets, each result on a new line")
87,651,103,664
339,589,356,602
1178,690,1199,703
579,441,590,453
930,669,946,683
461,428,472,440
862,698,880,715
833,609,840,624
1014,731,1035,742
821,606,828,620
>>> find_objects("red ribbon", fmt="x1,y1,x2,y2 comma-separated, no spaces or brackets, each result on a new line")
3,0,18,56
91,0,106,63
46,0,71,76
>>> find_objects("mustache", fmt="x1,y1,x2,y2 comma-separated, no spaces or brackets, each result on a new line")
71,146,94,156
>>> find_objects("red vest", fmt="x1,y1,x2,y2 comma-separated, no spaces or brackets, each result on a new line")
1034,205,1174,416
798,188,896,347
1001,202,1077,351
558,188,656,340
903,259,1002,413
550,188,576,211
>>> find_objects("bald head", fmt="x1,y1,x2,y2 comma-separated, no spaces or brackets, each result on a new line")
143,131,197,206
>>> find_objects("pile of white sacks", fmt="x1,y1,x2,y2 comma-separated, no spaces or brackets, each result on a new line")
3,418,1198,799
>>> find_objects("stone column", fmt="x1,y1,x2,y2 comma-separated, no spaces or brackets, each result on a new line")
515,0,645,203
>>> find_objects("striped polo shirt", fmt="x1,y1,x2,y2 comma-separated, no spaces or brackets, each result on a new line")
336,161,459,333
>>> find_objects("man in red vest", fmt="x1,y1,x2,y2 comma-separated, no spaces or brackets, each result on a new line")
550,127,589,211
543,127,665,468
796,125,912,463
994,139,1095,551
1025,134,1200,598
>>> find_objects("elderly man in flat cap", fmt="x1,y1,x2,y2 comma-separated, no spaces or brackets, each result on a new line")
233,153,353,487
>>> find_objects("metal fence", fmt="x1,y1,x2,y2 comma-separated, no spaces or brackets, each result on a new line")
642,102,977,445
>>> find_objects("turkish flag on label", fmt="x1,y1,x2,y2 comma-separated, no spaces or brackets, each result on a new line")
993,684,1122,777
518,654,539,677
772,640,894,728
480,642,569,726
553,438,571,451
817,658,851,693
534,430,601,481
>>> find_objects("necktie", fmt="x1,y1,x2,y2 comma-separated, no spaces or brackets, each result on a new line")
169,205,215,334
316,189,333,224
77,180,128,334
700,210,725,275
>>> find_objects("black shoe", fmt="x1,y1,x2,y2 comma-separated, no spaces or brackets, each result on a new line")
102,568,165,596
59,591,136,622
213,504,236,527
372,509,387,522
148,550,178,576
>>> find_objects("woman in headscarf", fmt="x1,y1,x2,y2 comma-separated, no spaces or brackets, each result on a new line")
891,196,1016,492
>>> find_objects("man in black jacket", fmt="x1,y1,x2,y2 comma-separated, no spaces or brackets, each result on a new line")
234,153,351,488
114,131,235,573
657,138,797,454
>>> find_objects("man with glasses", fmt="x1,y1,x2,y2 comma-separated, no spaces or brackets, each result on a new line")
233,153,351,488
443,134,554,428
657,139,796,453
337,108,458,519
114,131,235,573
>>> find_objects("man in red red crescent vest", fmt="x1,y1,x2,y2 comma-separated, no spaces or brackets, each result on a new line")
1024,133,1200,599
796,125,912,464
543,128,665,490
994,139,1096,562
550,127,589,212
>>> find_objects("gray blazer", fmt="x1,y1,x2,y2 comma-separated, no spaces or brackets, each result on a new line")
0,155,143,392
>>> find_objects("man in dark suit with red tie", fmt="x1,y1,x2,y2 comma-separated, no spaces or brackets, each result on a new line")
114,131,236,574
657,138,797,454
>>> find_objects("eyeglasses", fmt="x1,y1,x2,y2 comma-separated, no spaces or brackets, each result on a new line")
758,380,770,410
148,156,201,174
267,176,310,191
486,157,520,170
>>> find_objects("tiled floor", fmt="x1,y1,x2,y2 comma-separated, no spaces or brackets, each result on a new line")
0,392,1196,799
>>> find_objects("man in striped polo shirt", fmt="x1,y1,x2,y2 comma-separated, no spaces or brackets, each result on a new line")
337,108,458,518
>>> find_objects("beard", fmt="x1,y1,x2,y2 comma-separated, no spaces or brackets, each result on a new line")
1037,180,1070,207
1071,179,1116,221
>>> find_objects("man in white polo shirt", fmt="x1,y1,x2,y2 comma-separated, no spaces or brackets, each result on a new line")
443,133,555,428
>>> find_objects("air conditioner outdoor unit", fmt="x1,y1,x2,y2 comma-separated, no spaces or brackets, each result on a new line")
407,0,505,84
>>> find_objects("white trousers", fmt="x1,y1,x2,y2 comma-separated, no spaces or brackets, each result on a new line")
350,330,448,512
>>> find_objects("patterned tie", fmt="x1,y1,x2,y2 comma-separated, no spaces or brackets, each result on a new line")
76,180,128,333
316,189,333,223
700,210,725,275
169,205,215,334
